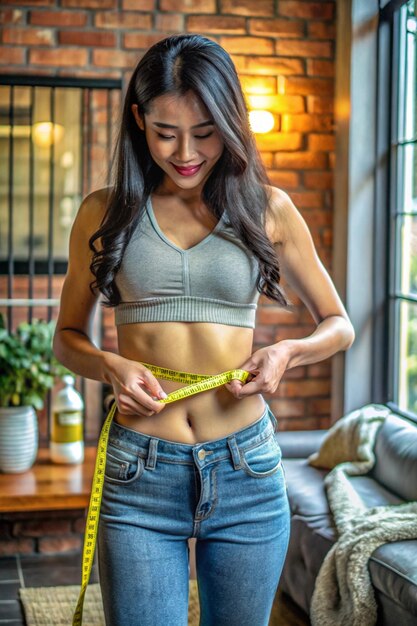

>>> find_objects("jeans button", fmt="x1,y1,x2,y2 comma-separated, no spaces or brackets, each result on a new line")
198,449,206,461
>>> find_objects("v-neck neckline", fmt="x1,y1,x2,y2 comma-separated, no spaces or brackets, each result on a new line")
147,195,225,253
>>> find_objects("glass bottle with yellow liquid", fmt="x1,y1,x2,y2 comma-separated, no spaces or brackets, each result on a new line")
50,375,84,464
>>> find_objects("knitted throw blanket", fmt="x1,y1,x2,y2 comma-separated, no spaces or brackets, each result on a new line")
307,404,417,626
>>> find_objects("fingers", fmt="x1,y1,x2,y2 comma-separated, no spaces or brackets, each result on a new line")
141,368,168,401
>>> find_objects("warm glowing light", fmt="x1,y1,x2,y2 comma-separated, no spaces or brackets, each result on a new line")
248,110,275,134
32,122,64,147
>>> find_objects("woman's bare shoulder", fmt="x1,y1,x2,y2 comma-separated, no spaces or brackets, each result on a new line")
263,184,294,245
77,186,112,225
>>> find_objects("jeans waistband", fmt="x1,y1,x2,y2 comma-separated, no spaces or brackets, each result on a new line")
107,401,278,469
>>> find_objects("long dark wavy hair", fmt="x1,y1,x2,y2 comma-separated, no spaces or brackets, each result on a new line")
89,33,290,308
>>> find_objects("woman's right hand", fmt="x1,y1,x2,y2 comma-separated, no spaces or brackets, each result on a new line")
104,353,168,418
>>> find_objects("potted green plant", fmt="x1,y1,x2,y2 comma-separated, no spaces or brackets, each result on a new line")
0,313,71,473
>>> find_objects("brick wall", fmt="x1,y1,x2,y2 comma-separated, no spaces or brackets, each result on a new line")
0,510,84,556
1,0,335,431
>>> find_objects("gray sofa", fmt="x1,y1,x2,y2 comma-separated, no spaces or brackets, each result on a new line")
277,409,417,625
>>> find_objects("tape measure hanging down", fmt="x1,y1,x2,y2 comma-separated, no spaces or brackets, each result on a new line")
72,362,250,626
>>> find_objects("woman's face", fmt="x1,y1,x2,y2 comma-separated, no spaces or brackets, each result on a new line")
131,91,224,193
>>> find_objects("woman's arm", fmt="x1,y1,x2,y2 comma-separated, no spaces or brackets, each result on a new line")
226,186,355,398
53,189,116,382
269,186,355,369
53,190,167,415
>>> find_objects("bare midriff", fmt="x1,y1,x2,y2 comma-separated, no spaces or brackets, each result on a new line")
114,321,266,444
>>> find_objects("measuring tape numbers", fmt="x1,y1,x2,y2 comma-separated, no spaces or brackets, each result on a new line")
73,362,250,625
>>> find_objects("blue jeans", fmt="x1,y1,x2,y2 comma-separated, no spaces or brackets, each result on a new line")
97,401,291,626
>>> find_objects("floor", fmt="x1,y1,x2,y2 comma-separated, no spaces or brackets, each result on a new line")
0,552,310,625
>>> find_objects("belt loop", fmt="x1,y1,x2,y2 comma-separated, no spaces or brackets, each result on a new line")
145,438,158,470
227,436,242,470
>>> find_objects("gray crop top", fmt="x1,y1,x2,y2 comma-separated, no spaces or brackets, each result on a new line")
114,196,262,328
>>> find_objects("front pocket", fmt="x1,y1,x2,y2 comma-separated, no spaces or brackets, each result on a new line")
240,433,282,478
104,443,145,485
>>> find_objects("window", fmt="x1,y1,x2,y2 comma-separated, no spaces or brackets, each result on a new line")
0,76,121,445
387,0,417,419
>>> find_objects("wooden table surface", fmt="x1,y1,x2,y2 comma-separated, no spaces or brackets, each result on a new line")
0,447,97,512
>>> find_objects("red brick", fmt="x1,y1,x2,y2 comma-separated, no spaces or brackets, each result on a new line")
221,0,274,16
304,171,332,189
73,516,87,533
276,39,332,58
253,324,276,344
309,397,331,415
1,0,53,4
122,0,155,8
278,415,326,431
307,95,333,113
308,133,334,151
14,519,72,537
62,0,115,7
247,93,304,113
0,538,35,555
320,226,332,247
58,68,121,79
155,13,184,32
284,76,333,96
281,378,331,397
30,9,87,26
282,113,333,132
38,536,82,554
267,170,300,189
307,361,331,377
260,152,273,168
3,26,54,45
249,18,303,38
308,21,336,39
187,15,246,34
59,30,116,47
220,35,274,55
0,47,25,64
30,47,88,66
240,75,276,94
274,151,327,170
269,398,305,419
290,193,328,211
278,1,334,20
124,32,171,49
93,48,140,68
95,11,152,29
233,55,304,76
161,0,215,12
256,132,302,152
0,8,24,23
307,59,334,77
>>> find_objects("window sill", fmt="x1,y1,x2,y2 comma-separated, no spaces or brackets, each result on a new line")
0,447,96,513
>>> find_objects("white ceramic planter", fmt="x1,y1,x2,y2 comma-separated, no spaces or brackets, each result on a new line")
0,406,38,473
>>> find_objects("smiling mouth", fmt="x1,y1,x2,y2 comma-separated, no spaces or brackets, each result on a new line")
171,162,204,176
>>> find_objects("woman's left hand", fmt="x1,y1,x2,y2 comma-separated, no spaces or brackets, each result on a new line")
225,341,293,399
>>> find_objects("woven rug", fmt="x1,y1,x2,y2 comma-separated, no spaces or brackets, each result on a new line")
19,580,200,626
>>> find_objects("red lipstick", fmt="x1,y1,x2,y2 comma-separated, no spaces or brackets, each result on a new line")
171,162,204,176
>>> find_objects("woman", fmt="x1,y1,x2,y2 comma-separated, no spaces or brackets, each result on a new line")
54,33,355,626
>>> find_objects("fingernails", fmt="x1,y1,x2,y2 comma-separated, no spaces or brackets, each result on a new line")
159,391,168,399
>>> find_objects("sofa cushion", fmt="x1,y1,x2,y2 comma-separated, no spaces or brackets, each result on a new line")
369,540,417,618
371,414,417,501
277,430,328,459
283,460,404,518
349,475,405,508
283,459,330,517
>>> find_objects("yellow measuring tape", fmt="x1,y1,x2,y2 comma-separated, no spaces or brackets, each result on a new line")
73,361,250,626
